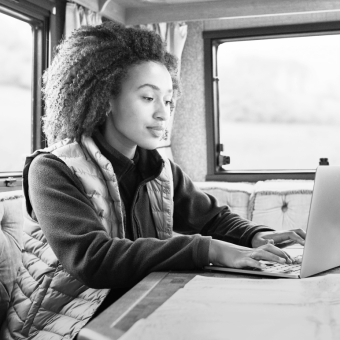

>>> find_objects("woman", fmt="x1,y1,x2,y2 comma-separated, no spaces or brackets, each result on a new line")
2,22,305,340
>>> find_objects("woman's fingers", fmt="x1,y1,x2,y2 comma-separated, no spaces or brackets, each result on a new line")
252,229,306,248
274,229,306,246
238,249,286,269
248,247,287,264
246,243,295,265
289,229,306,245
241,257,267,270
261,243,294,263
209,239,298,269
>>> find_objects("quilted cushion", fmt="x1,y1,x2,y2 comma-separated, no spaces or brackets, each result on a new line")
249,180,314,231
0,191,23,325
195,182,254,219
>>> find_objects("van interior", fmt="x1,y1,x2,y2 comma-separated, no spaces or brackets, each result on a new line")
0,0,339,334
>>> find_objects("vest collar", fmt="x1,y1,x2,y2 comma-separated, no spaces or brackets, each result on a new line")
90,130,164,182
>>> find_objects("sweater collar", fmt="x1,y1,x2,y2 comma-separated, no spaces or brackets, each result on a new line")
92,130,164,182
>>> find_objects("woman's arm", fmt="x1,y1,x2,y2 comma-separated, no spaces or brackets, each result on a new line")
28,154,212,289
170,160,305,266
170,160,273,247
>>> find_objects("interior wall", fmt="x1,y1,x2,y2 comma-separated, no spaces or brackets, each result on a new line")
171,21,207,182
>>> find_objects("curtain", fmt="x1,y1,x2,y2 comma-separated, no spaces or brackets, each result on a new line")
64,2,102,39
140,22,188,161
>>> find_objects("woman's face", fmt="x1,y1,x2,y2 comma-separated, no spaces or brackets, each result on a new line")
104,61,173,158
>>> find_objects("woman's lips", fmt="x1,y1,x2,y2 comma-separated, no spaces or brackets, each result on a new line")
147,126,165,138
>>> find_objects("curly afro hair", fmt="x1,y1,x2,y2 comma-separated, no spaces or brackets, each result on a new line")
42,21,180,145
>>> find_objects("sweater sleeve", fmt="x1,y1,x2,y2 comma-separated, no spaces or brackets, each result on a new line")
27,154,211,289
170,160,274,247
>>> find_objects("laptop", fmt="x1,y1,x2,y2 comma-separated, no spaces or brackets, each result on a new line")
205,166,340,279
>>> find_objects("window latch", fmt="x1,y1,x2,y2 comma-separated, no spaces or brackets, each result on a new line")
5,177,17,187
218,155,230,167
319,158,329,165
217,144,230,167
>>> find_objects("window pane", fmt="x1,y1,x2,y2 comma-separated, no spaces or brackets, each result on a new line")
0,13,32,172
218,34,340,170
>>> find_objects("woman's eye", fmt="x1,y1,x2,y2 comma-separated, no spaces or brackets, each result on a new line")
143,97,153,102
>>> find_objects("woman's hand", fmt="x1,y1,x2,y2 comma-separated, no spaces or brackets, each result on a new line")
251,229,306,248
208,239,293,270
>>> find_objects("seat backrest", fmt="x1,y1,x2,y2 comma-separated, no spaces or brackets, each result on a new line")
249,180,314,231
196,180,314,231
0,190,23,325
195,181,255,219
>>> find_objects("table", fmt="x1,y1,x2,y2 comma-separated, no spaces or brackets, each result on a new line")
77,266,340,340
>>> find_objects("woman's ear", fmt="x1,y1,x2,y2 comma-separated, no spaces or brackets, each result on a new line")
108,97,116,116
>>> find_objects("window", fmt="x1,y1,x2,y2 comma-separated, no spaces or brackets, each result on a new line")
0,0,65,190
204,22,340,181
0,13,32,172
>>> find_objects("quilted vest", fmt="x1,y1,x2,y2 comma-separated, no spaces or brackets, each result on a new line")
2,136,174,340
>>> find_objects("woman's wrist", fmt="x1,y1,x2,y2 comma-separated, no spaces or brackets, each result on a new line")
208,239,241,267
208,239,217,265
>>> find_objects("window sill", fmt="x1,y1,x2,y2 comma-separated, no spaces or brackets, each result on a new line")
206,169,316,182
0,173,23,191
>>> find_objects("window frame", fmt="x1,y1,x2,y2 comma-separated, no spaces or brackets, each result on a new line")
0,0,65,190
203,21,340,182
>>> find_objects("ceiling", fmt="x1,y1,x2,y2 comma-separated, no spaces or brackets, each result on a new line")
73,0,340,25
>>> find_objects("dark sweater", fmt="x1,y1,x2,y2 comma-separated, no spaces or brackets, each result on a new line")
92,131,157,239
24,138,273,292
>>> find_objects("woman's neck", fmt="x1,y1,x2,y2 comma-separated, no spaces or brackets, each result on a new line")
102,119,137,160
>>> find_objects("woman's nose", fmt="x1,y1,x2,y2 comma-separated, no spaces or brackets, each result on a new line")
154,101,170,121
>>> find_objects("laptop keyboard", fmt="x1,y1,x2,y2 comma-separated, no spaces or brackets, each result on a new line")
262,263,301,274
261,256,301,275
259,257,302,275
